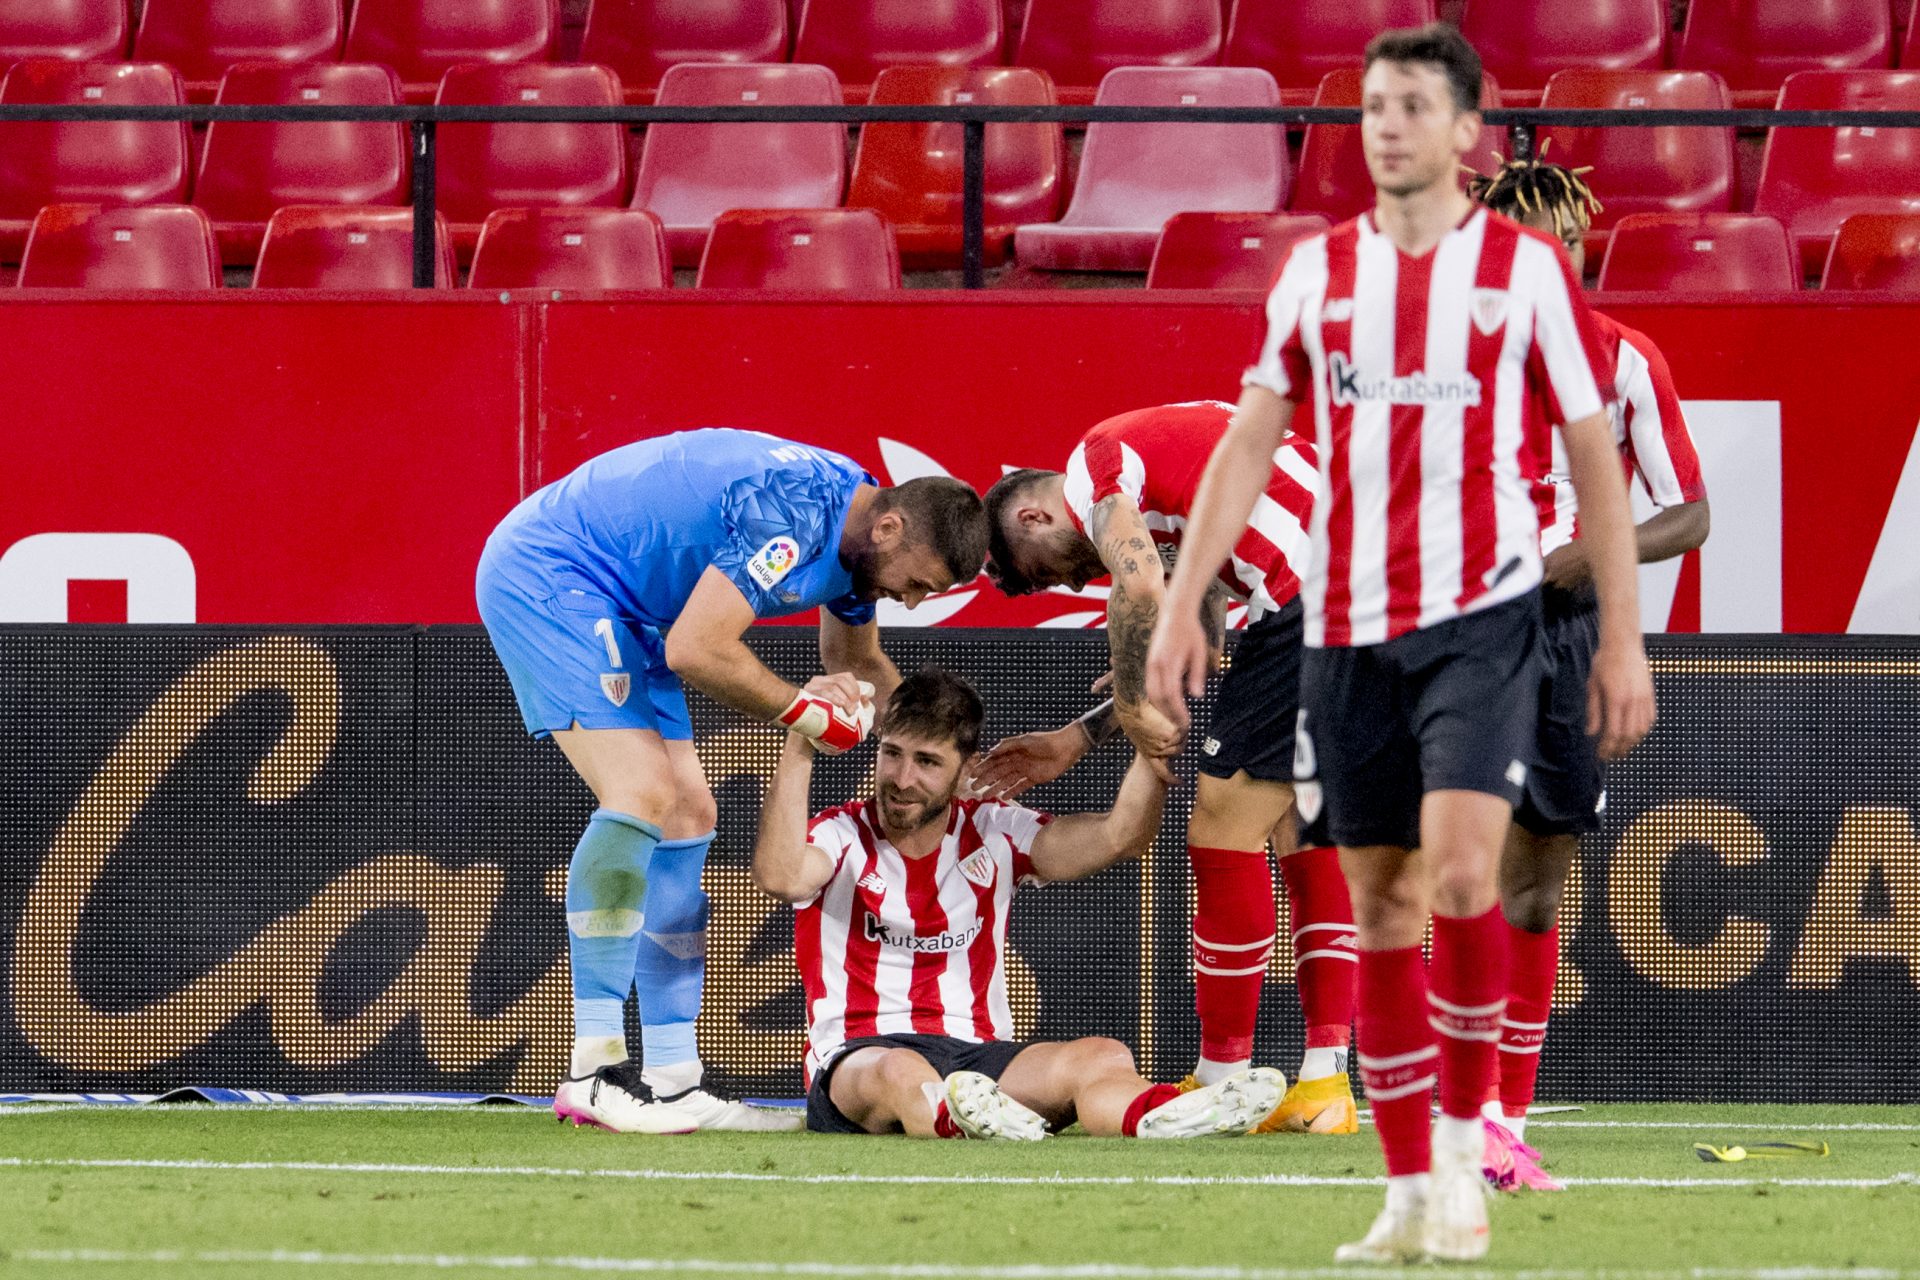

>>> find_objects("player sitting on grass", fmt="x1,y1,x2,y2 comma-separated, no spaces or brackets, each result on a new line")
752,664,1284,1140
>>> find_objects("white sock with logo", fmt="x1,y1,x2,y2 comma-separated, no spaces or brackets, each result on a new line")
1194,1056,1249,1087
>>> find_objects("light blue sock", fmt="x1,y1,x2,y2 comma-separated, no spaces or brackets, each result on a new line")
565,808,662,1044
635,830,714,1082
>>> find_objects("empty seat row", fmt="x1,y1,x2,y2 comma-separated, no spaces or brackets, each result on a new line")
11,202,905,289
6,57,1920,278
24,202,1920,293
9,0,1920,104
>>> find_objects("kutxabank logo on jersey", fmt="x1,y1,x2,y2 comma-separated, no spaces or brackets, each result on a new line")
1327,351,1483,408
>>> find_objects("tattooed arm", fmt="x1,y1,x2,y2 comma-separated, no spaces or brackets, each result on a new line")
1090,494,1184,774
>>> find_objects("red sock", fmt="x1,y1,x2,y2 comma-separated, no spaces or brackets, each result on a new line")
1121,1083,1184,1137
1189,846,1276,1064
1430,908,1510,1120
1356,945,1435,1177
932,1100,965,1139
1499,921,1557,1119
1279,846,1356,1050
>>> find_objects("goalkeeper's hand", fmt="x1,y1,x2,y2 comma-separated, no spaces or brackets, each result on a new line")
778,674,876,755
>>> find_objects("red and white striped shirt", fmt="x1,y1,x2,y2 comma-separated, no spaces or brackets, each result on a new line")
795,796,1050,1081
1532,312,1709,556
1245,208,1615,648
1063,401,1321,621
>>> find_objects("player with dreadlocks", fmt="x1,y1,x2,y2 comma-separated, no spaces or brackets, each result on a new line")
1470,152,1713,1190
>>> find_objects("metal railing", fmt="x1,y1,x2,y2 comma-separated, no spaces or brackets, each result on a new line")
6,100,1918,288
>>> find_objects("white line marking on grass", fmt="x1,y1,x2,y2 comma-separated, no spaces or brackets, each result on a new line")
1,1157,1915,1191
7,1251,1919,1279
1530,1121,1920,1133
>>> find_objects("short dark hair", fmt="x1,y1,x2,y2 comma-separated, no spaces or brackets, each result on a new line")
876,476,989,585
1364,23,1482,116
981,468,1057,596
876,665,985,757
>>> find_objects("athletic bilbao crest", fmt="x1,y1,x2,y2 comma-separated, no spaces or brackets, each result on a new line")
599,672,631,706
959,848,997,888
1471,288,1510,336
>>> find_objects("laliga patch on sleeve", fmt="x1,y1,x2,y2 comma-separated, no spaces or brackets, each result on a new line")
747,537,802,590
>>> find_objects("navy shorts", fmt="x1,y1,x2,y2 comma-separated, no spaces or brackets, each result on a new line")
1514,584,1604,837
1294,592,1545,850
474,538,693,741
1198,598,1303,784
806,1034,1031,1135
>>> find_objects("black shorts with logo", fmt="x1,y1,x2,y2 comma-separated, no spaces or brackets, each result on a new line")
1294,592,1545,851
806,1033,1032,1134
1198,598,1303,784
1514,583,1604,837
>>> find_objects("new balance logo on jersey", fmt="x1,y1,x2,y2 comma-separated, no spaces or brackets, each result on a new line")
856,871,889,896
1328,351,1483,408
958,848,996,888
863,913,983,953
1322,297,1355,323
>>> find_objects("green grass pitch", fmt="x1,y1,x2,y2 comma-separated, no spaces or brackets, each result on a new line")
2,1103,1917,1278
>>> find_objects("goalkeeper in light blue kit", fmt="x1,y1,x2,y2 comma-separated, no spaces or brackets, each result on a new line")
477,428,989,1134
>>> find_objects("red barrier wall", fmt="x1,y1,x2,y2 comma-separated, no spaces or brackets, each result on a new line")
3,291,1918,632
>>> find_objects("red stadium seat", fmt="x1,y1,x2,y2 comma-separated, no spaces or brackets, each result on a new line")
18,203,220,287
344,0,558,102
580,0,787,102
1223,0,1436,104
792,0,1001,103
1145,211,1331,288
132,0,343,101
846,65,1063,270
1820,211,1920,288
695,207,900,288
1460,0,1667,104
632,62,846,267
1013,67,1287,272
194,62,409,264
435,63,628,259
253,205,455,287
467,207,672,288
1292,67,1505,223
1014,0,1221,106
1679,0,1890,106
1754,71,1920,276
1537,70,1736,258
0,0,128,61
0,60,189,260
1596,212,1798,291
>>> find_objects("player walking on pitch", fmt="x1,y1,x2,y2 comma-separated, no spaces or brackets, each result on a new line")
476,429,988,1134
1146,26,1655,1263
754,664,1284,1140
975,402,1362,1134
1468,157,1710,1188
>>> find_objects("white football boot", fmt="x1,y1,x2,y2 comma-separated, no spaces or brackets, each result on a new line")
552,1061,697,1135
1425,1137,1494,1261
649,1085,806,1133
942,1071,1049,1141
1335,1194,1432,1265
1136,1067,1286,1139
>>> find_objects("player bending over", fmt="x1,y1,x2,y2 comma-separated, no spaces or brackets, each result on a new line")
753,664,1284,1140
1147,25,1654,1262
1468,156,1710,1189
476,429,988,1135
975,403,1360,1135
